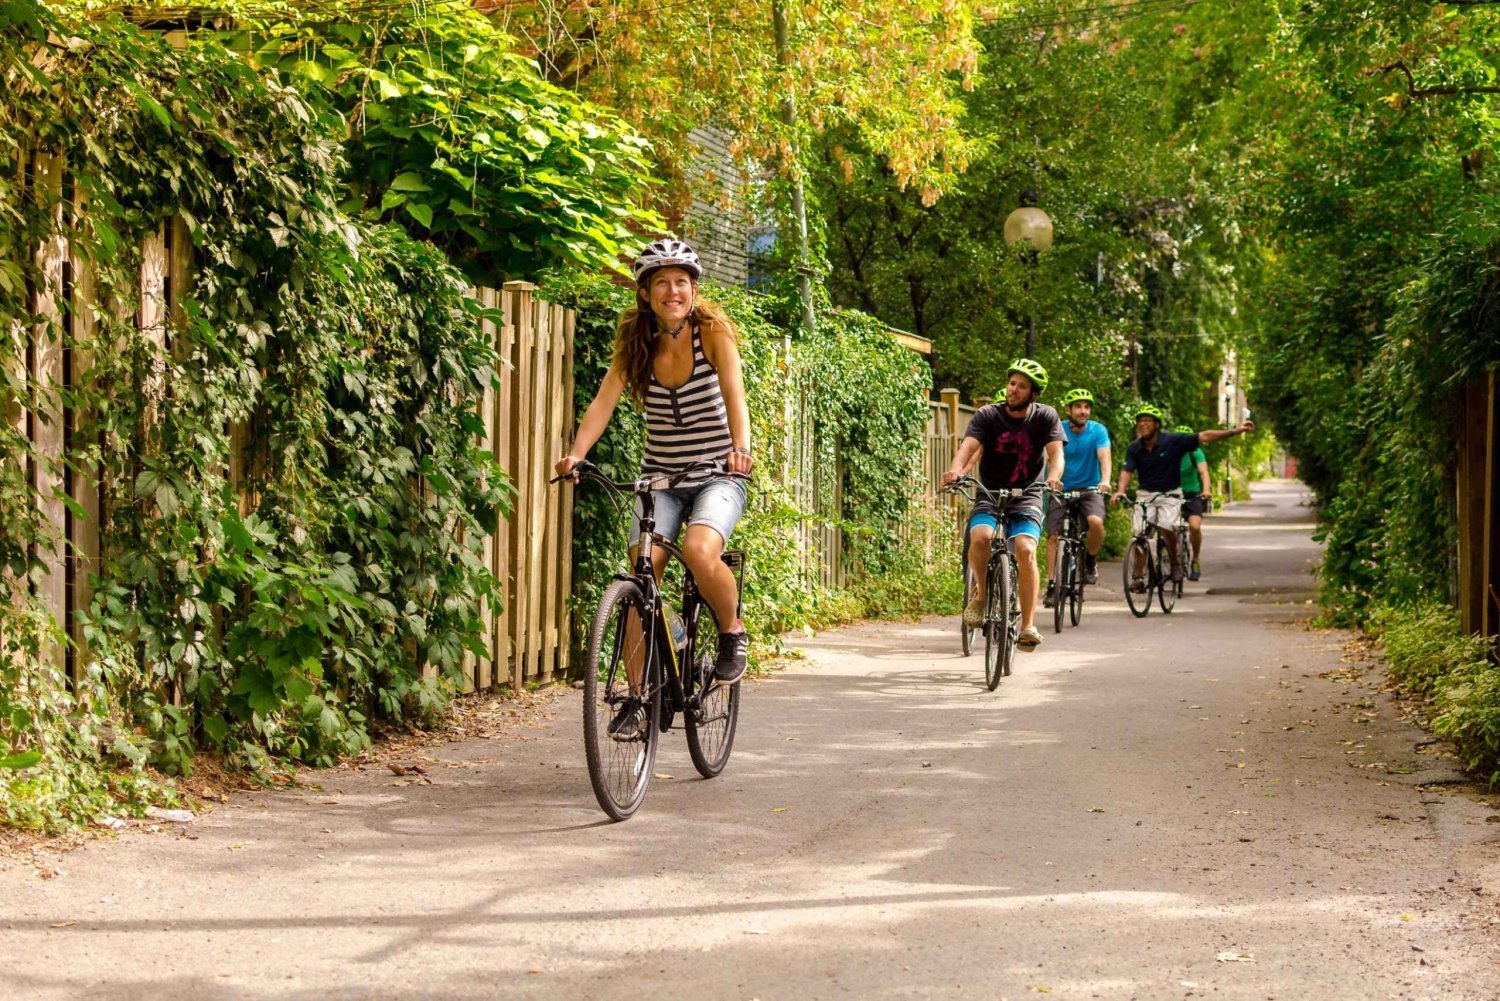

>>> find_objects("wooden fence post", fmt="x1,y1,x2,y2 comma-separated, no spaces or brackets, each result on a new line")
31,153,67,676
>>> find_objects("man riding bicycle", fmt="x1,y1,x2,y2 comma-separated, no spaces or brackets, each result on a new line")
1044,388,1111,608
1112,405,1253,585
942,359,1065,653
1174,424,1211,581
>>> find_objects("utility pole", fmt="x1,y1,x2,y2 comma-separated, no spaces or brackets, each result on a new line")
772,0,815,335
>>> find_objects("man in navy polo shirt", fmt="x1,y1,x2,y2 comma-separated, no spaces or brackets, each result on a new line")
1112,404,1254,584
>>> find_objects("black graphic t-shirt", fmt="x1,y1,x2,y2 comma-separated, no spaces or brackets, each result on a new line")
964,402,1065,491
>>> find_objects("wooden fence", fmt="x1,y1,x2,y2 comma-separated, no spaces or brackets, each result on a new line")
6,162,575,691
476,282,575,691
1457,372,1499,641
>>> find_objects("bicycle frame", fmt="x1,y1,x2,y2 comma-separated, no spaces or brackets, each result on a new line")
579,461,745,719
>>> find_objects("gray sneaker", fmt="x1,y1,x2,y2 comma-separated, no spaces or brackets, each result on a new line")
714,630,748,687
1042,581,1057,609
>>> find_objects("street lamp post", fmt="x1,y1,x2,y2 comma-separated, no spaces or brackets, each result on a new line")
1003,191,1053,357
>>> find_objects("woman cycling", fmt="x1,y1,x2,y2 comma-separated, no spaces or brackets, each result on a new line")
555,238,753,717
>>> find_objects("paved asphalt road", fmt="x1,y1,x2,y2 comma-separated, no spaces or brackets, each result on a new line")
3,480,1499,1000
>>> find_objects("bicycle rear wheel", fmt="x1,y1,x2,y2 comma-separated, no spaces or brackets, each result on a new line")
1052,546,1070,634
1157,538,1179,614
1123,538,1152,618
982,554,1012,691
1069,546,1084,627
960,564,979,657
685,605,740,779
582,579,661,821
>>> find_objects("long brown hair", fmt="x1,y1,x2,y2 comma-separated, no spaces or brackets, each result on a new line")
612,291,739,405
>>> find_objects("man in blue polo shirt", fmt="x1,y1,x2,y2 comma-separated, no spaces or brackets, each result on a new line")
1044,388,1111,607
1112,405,1254,584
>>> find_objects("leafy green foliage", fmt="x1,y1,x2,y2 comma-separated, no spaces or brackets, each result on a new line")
811,1,1243,445
236,5,663,286
2,4,512,825
1376,603,1500,785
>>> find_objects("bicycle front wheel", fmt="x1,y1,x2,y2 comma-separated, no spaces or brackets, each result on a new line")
1123,538,1152,618
582,579,661,821
1157,538,1179,614
983,554,1013,690
1052,545,1070,634
685,605,740,779
960,565,980,657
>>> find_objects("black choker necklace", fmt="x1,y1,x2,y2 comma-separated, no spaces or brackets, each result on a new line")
655,314,691,339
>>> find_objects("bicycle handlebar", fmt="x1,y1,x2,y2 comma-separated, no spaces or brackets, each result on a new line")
941,475,1032,506
549,458,743,495
1046,486,1101,500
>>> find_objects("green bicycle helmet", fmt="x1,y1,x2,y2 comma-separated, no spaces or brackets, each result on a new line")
1133,403,1165,422
1059,387,1094,407
1173,424,1194,434
1005,358,1049,394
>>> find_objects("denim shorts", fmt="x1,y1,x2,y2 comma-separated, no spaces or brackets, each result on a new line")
629,476,748,549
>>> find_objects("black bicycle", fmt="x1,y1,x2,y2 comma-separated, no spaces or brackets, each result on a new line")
557,459,745,821
1047,487,1099,633
1120,492,1182,617
946,476,1027,691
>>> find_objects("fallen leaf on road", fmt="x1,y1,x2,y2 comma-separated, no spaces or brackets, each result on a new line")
1216,951,1254,963
652,773,673,780
1401,913,1415,922
49,921,76,929
745,928,768,935
921,761,932,768
1087,808,1106,813
1030,986,1053,993
771,807,788,813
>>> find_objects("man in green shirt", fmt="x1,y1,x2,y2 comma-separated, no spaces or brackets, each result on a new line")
1175,425,1210,581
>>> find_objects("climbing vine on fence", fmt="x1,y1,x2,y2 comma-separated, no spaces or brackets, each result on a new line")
1,3,508,828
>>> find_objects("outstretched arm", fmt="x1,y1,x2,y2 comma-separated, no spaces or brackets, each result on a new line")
1197,419,1255,445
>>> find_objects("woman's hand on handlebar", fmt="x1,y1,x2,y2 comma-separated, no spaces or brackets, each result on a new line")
554,455,583,481
941,470,961,490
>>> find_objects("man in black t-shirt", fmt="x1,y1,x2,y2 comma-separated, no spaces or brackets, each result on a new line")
1112,404,1254,584
942,359,1065,653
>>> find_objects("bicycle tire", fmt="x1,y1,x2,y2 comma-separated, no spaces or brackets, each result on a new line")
1176,534,1189,599
582,578,661,821
1123,538,1152,618
1052,546,1070,634
684,604,740,779
982,554,1011,691
1069,543,1084,627
1157,538,1179,614
960,564,979,657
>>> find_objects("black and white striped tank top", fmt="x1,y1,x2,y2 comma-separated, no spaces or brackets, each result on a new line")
641,320,734,486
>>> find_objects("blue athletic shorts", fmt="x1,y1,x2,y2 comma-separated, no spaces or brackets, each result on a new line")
968,506,1042,543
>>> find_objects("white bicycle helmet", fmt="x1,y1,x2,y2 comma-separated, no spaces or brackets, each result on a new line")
631,237,703,284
